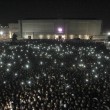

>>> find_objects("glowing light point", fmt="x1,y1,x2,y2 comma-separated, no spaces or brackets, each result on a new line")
43,72,46,76
54,59,57,64
107,32,110,35
73,64,75,67
28,81,31,84
66,84,70,89
64,104,67,108
0,31,3,35
15,73,18,76
92,69,95,73
86,79,89,82
6,68,10,72
21,82,24,85
25,64,29,69
61,62,64,66
95,75,98,78
3,81,6,84
7,63,12,67
40,61,43,65
57,27,63,33
60,74,64,78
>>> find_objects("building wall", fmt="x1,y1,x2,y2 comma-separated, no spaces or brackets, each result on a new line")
68,20,101,35
18,19,102,39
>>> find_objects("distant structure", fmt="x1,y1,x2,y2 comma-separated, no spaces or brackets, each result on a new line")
8,19,108,40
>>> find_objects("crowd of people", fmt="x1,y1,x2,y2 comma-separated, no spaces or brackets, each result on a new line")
0,39,110,110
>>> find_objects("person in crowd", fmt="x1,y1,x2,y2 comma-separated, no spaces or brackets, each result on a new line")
0,40,110,109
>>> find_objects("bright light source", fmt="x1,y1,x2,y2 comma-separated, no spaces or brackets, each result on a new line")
7,63,12,67
25,64,29,69
0,31,3,35
95,75,98,78
3,81,6,84
61,62,64,66
6,68,10,72
28,81,31,84
108,32,110,35
15,73,18,76
57,27,63,33
86,79,89,82
39,35,43,39
40,61,43,65
66,84,70,89
21,82,24,85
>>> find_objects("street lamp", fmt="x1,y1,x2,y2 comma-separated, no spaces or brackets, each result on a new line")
107,32,110,36
0,31,3,35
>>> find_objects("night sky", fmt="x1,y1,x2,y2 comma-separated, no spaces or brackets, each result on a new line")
0,0,110,32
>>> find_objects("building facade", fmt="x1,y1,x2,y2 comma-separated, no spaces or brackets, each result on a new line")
9,19,103,40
